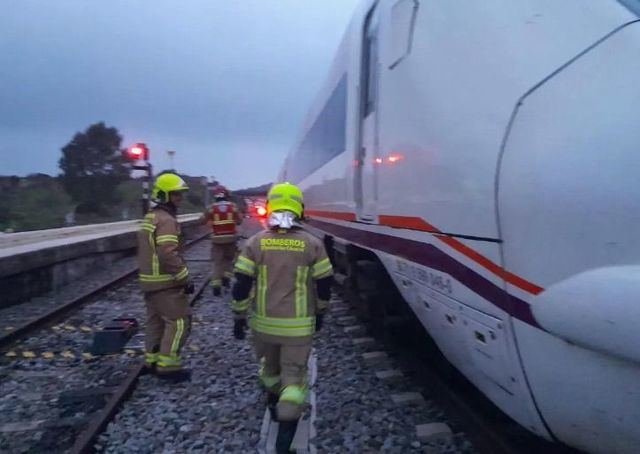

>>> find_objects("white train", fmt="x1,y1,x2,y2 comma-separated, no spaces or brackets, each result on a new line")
279,1,640,452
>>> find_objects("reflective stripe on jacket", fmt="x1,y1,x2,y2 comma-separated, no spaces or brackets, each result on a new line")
233,228,333,339
137,206,189,293
205,201,242,244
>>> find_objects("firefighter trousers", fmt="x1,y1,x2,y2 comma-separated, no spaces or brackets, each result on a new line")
144,287,191,372
211,242,237,288
254,337,311,422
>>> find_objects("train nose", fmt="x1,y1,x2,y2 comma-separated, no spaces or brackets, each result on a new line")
531,266,640,365
499,20,640,453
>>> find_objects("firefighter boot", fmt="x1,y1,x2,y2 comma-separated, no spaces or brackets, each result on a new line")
142,347,159,375
275,420,298,454
222,276,230,288
212,286,221,297
156,368,192,383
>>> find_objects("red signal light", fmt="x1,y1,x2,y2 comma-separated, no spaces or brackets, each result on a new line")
257,206,267,217
125,143,149,161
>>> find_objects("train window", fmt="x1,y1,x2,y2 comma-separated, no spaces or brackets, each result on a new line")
388,0,419,69
362,10,379,117
287,75,347,182
364,36,378,115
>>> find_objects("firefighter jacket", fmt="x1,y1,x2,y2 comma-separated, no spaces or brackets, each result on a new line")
137,205,189,293
202,201,243,245
231,227,333,342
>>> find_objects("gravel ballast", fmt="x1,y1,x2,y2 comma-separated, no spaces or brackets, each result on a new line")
98,288,476,453
314,292,476,454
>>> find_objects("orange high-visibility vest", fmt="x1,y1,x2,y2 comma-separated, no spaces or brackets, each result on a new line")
210,202,238,237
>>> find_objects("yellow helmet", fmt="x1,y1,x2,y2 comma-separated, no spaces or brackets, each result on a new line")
267,182,303,218
152,173,189,203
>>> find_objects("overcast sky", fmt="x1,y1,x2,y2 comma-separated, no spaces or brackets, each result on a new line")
0,0,359,188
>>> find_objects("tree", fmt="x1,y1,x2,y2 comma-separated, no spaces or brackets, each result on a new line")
59,122,129,213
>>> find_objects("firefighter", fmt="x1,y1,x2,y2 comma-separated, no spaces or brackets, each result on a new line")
137,173,193,383
201,185,243,296
230,182,333,453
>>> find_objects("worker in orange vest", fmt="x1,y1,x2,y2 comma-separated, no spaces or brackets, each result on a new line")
201,185,243,296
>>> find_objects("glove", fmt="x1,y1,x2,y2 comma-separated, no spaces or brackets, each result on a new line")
233,318,247,340
183,281,195,295
315,313,324,332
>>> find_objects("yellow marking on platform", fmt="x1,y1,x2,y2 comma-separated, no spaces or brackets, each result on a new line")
82,353,95,360
61,351,75,359
63,325,76,331
41,352,55,359
22,351,36,359
80,326,93,333
124,349,137,355
5,351,17,358
4,326,14,331
188,345,200,352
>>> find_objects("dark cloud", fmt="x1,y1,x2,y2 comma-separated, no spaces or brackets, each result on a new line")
0,0,359,188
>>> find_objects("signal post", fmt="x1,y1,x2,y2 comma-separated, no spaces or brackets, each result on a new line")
124,143,152,215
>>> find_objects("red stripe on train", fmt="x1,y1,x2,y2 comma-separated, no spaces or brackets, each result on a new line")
305,210,544,296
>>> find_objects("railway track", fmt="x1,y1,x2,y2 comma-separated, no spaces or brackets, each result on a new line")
28,228,475,453
93,284,478,453
0,231,209,350
336,269,581,454
69,276,211,454
0,234,211,453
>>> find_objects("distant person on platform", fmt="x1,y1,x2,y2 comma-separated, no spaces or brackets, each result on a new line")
137,173,194,383
200,185,243,297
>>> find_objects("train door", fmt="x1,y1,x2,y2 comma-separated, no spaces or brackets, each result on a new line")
355,4,380,223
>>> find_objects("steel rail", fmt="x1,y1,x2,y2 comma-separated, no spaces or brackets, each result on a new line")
334,275,576,454
389,336,576,454
69,274,212,454
0,231,209,349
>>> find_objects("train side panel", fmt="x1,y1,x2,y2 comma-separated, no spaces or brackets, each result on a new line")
373,0,632,239
282,0,639,451
347,0,635,441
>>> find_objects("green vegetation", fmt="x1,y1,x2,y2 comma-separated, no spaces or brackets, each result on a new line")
0,174,210,232
0,175,73,232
